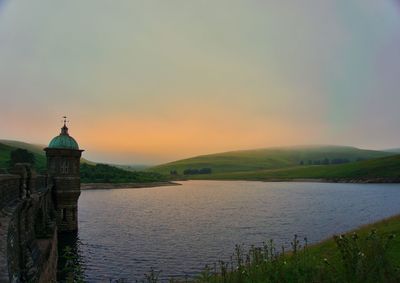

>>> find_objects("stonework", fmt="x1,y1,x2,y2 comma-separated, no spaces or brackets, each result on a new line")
0,122,84,282
0,165,57,283
44,148,83,232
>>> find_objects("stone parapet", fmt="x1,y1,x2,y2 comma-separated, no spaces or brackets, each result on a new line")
0,165,57,283
0,175,21,210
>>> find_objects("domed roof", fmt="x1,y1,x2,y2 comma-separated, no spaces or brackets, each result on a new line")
48,123,80,150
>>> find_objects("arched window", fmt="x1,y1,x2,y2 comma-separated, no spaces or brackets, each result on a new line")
60,160,69,174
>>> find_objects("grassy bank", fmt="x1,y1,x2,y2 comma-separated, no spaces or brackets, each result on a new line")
186,215,400,283
180,155,400,183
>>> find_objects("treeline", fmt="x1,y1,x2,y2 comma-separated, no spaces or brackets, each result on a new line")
80,163,167,183
299,158,366,166
3,148,167,184
7,148,36,167
170,168,212,175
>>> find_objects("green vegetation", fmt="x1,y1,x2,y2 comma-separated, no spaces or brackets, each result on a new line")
150,145,393,176
0,140,167,184
61,214,400,282
8,148,35,167
61,246,84,283
0,141,47,171
133,216,399,283
385,148,400,154
187,155,400,182
103,216,400,282
80,163,166,183
185,215,400,283
183,168,212,175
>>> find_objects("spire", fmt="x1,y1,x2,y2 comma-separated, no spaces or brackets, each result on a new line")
61,116,69,135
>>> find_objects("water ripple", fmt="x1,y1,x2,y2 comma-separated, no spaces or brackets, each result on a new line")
64,181,400,282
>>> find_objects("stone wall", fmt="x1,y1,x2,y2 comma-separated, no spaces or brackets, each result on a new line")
0,165,57,283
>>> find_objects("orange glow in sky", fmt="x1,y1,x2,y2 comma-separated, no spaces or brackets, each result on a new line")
1,1,400,164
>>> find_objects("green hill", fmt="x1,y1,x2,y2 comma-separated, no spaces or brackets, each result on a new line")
150,145,394,175
197,154,400,182
0,141,47,171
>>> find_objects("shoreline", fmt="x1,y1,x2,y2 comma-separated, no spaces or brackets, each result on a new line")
310,213,400,249
81,181,181,190
181,177,400,184
81,178,400,191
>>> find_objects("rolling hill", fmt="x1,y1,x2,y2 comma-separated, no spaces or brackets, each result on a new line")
150,145,395,175
0,141,47,171
385,148,400,154
192,154,400,182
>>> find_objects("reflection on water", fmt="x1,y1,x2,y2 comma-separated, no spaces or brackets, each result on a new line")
59,181,400,282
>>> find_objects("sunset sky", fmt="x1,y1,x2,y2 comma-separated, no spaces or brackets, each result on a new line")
1,1,400,164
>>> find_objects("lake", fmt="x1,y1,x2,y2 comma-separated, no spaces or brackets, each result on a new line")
64,181,400,282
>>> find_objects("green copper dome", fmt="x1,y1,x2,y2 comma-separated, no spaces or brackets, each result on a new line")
48,124,79,150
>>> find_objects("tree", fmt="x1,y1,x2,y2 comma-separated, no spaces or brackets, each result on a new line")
9,148,35,167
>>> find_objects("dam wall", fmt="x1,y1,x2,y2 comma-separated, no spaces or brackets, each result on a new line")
0,164,57,283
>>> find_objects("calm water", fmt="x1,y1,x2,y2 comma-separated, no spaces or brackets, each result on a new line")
69,181,400,282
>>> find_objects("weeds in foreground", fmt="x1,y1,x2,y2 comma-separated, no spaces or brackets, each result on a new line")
62,246,84,283
187,231,399,283
63,230,400,282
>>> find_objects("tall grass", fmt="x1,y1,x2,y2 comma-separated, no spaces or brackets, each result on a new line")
186,231,399,283
62,230,399,283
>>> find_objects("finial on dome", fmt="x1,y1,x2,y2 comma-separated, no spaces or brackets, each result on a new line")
61,116,69,135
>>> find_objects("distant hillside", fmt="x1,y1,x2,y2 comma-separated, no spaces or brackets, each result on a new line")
0,140,166,183
80,163,166,183
0,140,47,155
385,148,400,154
195,155,400,182
150,145,394,175
0,141,47,171
111,164,150,171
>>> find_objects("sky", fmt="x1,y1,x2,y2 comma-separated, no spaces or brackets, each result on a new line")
0,0,400,164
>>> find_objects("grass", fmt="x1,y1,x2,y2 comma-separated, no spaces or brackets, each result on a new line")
80,163,167,183
0,141,47,171
150,145,393,176
186,155,400,182
176,215,400,282
65,215,399,282
3,141,398,182
187,222,400,283
307,215,400,269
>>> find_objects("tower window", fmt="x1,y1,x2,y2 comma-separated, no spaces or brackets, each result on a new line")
60,160,69,174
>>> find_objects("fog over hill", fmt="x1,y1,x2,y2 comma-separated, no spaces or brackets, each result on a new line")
150,145,395,175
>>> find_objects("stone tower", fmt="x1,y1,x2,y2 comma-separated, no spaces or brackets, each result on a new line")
44,118,84,232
